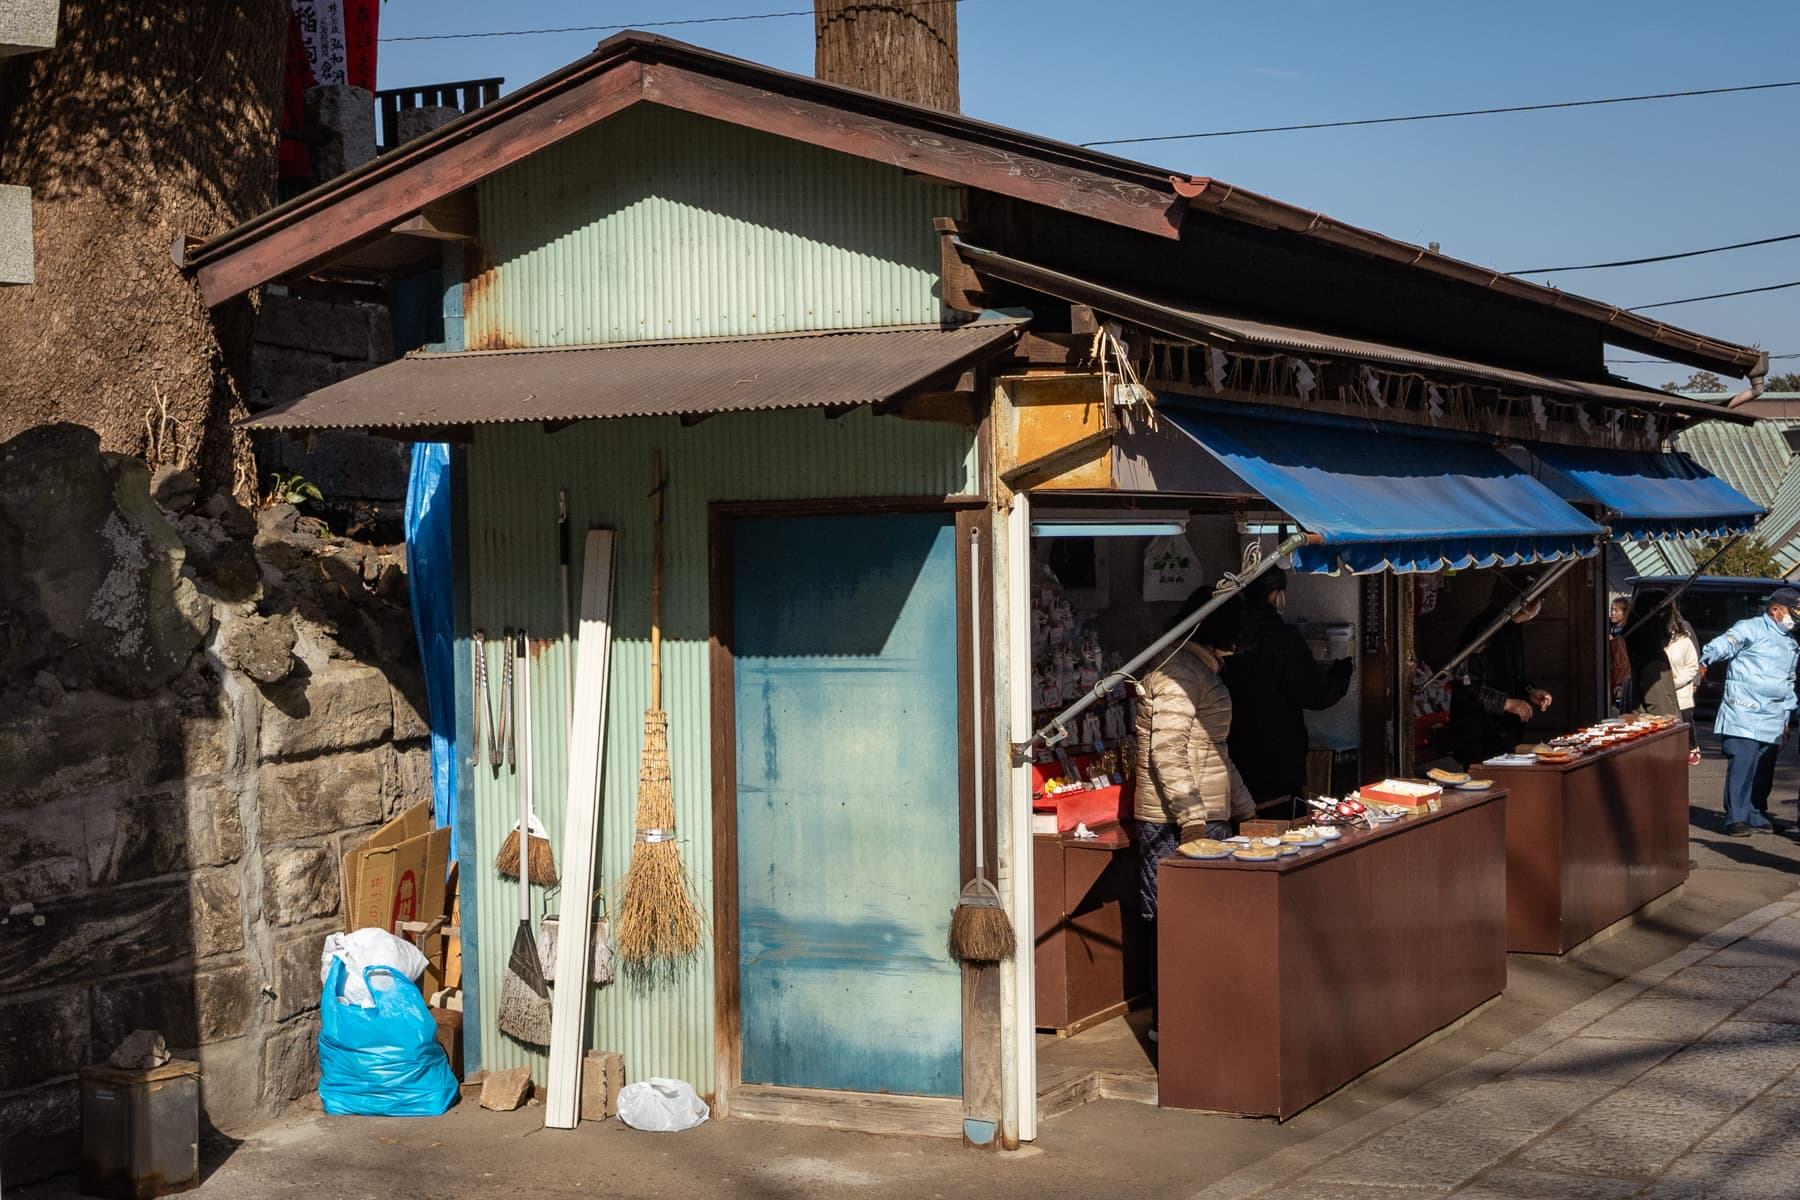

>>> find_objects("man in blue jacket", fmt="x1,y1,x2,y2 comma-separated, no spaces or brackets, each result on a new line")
1699,586,1800,836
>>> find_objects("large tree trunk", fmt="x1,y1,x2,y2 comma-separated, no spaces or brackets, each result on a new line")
815,0,959,113
0,0,287,496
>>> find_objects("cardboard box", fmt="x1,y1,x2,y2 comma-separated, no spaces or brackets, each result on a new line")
580,1051,624,1121
341,801,449,933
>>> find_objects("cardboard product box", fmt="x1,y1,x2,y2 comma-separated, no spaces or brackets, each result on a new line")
580,1051,624,1121
340,801,449,934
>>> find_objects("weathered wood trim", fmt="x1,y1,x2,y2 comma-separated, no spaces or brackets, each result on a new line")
998,427,1115,491
730,1084,963,1137
708,507,741,1117
641,64,1183,240
196,63,646,304
391,192,480,240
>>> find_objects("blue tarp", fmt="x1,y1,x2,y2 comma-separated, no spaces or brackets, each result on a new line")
1165,405,1605,574
1525,443,1764,541
404,442,459,862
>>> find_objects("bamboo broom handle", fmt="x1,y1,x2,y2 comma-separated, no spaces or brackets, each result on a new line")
650,450,663,712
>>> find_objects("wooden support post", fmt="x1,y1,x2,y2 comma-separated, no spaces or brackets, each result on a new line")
936,218,988,315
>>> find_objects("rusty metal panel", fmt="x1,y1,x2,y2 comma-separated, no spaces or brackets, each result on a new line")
462,409,977,1086
241,321,1023,431
468,105,958,349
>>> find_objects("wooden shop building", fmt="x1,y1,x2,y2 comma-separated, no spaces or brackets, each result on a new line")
185,31,1766,1142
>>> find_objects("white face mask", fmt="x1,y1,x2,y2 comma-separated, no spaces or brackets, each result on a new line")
1780,614,1796,632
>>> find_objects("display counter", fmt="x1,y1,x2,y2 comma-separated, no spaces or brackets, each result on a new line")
1156,791,1507,1119
1480,722,1689,955
1034,822,1147,1035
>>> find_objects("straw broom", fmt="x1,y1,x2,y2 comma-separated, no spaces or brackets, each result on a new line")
949,528,1016,964
615,452,704,983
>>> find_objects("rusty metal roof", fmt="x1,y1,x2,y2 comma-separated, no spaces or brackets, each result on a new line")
955,241,1756,426
240,320,1025,431
179,30,1763,379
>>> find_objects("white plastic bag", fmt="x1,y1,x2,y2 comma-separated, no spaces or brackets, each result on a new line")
320,928,430,1008
1142,535,1200,602
616,1077,711,1132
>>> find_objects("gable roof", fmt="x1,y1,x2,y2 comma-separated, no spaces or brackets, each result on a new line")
183,31,1764,380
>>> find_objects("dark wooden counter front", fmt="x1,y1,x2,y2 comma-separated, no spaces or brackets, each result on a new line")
1480,723,1689,955
1156,792,1507,1119
1034,823,1147,1034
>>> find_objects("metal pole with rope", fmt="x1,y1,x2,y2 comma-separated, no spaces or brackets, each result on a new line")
1620,534,1745,640
1016,529,1321,758
1421,554,1588,695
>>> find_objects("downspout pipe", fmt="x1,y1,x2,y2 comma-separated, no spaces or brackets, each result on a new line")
1728,349,1772,409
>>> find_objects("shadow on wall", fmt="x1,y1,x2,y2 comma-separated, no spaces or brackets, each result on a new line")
0,423,431,1184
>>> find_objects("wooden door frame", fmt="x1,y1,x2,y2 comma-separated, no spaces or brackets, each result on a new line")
708,494,991,1120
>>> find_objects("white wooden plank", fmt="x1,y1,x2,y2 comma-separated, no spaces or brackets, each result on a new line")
544,529,618,1129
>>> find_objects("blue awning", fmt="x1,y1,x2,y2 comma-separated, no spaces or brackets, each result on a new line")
1524,443,1764,541
1165,406,1605,574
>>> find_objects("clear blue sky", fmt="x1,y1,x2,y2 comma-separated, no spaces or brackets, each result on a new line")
376,0,1800,389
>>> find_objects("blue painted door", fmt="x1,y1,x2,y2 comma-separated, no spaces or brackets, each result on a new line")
733,513,963,1096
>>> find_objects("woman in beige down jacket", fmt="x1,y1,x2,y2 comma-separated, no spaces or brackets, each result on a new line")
1133,590,1254,926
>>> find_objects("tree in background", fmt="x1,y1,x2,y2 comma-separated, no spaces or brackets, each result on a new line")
0,1,287,496
1763,371,1800,392
1699,536,1783,579
1661,370,1727,394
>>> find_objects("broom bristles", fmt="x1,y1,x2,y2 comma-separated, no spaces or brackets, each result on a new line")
950,903,1016,964
496,923,552,1046
615,709,704,981
495,831,561,887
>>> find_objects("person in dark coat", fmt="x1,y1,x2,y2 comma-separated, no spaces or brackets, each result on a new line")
1222,568,1354,817
1624,590,1680,717
1448,576,1554,767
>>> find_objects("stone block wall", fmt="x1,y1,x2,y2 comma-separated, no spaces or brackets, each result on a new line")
0,425,430,1182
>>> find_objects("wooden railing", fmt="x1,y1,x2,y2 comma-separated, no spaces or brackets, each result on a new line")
375,78,504,152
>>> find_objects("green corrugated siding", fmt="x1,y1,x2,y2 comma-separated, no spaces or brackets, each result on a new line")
469,106,958,347
463,409,978,1088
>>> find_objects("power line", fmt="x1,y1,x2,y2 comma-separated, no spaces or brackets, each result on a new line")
380,0,970,43
1511,232,1800,276
1629,280,1800,312
1080,78,1800,147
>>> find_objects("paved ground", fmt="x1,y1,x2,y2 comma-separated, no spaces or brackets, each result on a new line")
14,735,1800,1200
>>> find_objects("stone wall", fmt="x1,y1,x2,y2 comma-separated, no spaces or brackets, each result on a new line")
0,424,429,1182
250,289,410,510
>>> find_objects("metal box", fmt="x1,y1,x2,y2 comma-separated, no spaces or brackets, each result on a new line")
79,1060,200,1199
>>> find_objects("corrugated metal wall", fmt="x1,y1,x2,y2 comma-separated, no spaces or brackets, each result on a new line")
463,411,978,1088
468,106,958,348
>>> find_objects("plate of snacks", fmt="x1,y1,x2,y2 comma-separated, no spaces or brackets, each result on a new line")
1231,845,1280,862
1179,838,1234,859
1426,767,1471,786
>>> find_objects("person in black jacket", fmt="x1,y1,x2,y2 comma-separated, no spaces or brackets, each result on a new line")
1222,568,1355,817
1448,576,1554,767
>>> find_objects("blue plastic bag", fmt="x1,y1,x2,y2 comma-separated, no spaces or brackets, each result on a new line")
318,960,458,1117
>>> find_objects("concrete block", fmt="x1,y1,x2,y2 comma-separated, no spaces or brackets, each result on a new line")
271,924,333,1020
0,986,87,1091
0,800,87,905
262,428,411,503
258,748,386,841
0,881,191,993
385,741,433,820
184,778,246,866
390,665,430,741
260,664,394,760
263,844,340,927
480,1065,532,1111
195,1036,260,1133
305,83,376,178
261,1015,320,1105
86,791,190,886
90,962,256,1051
189,867,244,957
0,1080,79,1184
256,293,375,361
0,0,59,56
0,183,32,285
395,104,462,144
